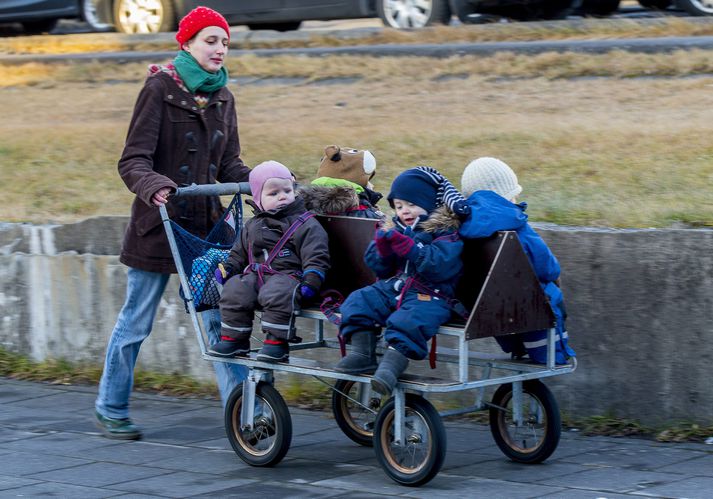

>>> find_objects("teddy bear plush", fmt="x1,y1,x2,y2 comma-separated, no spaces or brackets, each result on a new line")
298,145,384,219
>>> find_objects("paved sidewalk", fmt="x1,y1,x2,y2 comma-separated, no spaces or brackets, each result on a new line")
1,378,712,498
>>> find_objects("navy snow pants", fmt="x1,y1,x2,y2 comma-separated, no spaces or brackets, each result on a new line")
339,280,451,360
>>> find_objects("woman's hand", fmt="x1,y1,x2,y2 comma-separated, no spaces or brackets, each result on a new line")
151,187,172,206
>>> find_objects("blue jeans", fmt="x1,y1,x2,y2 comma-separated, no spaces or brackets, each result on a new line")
95,267,247,420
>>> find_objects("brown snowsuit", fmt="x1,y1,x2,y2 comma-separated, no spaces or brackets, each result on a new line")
219,198,330,341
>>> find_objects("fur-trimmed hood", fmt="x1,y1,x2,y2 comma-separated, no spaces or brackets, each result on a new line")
298,184,359,215
384,206,460,233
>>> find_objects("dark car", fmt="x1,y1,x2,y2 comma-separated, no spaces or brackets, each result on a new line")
0,0,80,33
84,0,453,33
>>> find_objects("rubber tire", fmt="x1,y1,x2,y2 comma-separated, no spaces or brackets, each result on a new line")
578,0,621,15
373,394,446,487
247,22,302,32
22,19,58,34
224,382,292,467
378,0,451,29
450,0,478,23
489,380,561,464
332,380,382,447
82,0,114,31
113,0,176,34
638,0,672,8
676,0,713,15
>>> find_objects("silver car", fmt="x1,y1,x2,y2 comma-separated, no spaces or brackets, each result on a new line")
82,0,453,33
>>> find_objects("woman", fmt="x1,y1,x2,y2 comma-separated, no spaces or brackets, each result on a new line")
95,7,250,440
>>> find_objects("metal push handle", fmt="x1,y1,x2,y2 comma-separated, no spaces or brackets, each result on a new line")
172,182,252,198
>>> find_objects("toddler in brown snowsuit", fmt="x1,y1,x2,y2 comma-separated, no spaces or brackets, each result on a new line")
209,161,330,362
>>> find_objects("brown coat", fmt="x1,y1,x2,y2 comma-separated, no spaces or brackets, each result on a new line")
118,72,250,273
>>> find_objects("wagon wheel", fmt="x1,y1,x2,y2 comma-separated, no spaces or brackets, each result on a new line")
489,379,561,464
332,379,383,447
224,382,292,467
373,393,446,486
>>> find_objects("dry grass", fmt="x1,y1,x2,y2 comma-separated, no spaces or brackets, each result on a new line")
4,49,713,88
2,17,713,55
1,51,713,227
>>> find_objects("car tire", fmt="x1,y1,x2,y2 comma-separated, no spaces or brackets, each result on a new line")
22,19,58,34
246,22,302,32
676,0,713,15
113,0,176,34
378,0,451,28
82,0,114,31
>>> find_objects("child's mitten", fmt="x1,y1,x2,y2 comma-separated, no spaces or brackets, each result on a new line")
387,230,415,257
299,271,323,302
214,263,228,285
374,229,393,257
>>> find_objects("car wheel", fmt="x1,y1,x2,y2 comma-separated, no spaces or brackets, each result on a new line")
676,0,713,15
113,0,176,34
22,19,58,34
82,0,114,31
378,0,451,28
246,22,302,32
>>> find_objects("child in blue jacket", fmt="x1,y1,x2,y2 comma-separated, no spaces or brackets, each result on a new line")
335,168,464,395
460,157,575,364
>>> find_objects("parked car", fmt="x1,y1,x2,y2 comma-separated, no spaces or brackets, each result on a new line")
83,0,453,33
0,0,81,34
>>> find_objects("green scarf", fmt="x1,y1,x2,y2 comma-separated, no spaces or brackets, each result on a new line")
173,50,228,94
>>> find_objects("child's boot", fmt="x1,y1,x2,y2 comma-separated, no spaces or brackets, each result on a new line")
209,334,251,357
334,331,377,374
371,347,409,395
256,333,289,363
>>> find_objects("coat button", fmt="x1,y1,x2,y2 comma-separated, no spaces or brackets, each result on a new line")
192,106,197,111
181,100,187,106
167,94,173,99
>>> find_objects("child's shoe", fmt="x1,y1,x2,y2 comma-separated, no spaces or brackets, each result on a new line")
256,334,289,363
371,347,409,395
209,335,250,357
334,331,377,374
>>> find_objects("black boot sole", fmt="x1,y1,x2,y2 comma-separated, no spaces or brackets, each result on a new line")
255,353,289,363
207,349,250,358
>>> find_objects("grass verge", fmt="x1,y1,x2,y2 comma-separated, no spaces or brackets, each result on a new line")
2,347,712,443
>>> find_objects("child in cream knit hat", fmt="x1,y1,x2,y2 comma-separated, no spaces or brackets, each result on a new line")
459,157,575,365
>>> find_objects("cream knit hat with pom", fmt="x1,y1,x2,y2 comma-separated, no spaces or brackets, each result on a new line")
461,157,523,200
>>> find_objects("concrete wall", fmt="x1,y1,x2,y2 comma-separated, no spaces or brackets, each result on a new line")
1,218,711,425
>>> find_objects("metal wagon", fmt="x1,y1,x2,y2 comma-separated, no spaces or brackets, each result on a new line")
160,183,577,487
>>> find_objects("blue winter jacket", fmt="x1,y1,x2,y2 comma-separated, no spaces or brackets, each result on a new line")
364,211,463,298
460,190,575,363
460,190,560,283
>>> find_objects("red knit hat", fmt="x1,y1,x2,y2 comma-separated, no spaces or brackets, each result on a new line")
175,6,230,47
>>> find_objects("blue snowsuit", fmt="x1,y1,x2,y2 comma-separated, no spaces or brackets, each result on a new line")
339,211,464,360
460,190,575,364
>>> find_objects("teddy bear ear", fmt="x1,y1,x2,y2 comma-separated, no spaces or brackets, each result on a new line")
324,145,341,162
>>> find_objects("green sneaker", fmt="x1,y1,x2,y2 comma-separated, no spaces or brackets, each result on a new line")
94,410,142,440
